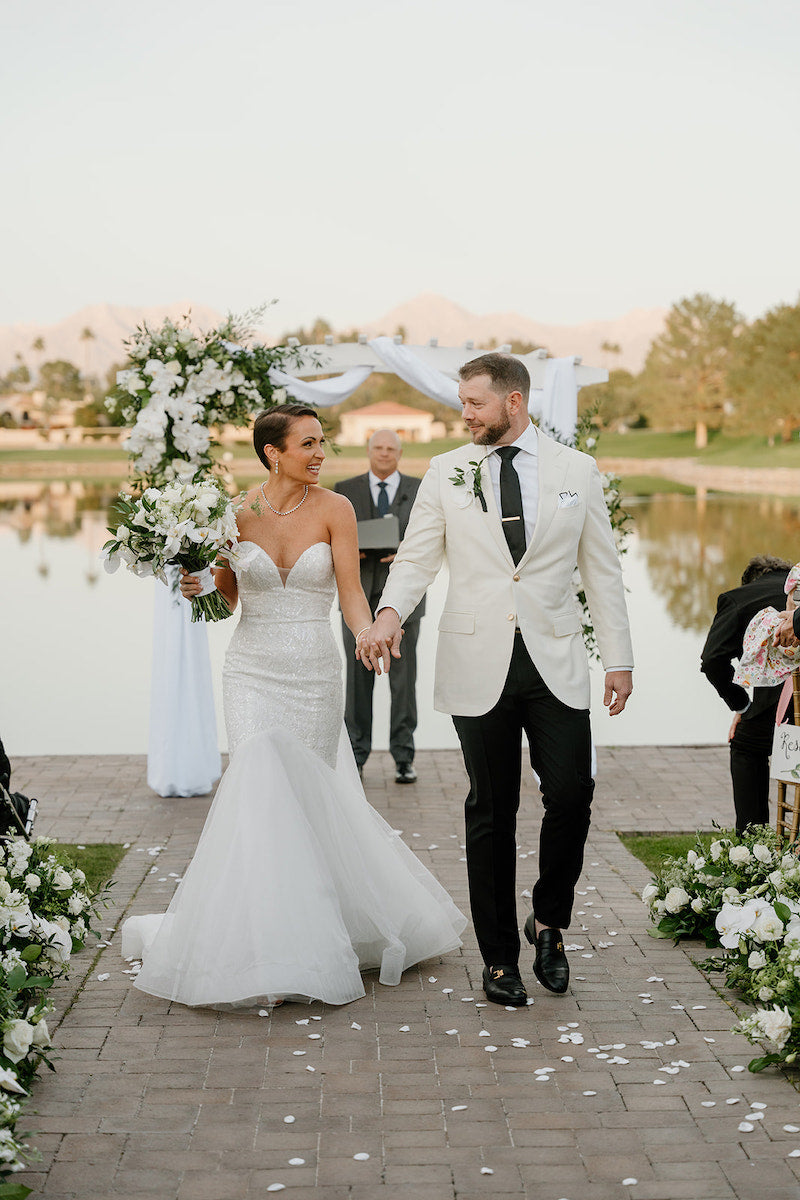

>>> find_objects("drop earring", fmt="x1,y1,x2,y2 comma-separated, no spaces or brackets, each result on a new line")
274,461,279,475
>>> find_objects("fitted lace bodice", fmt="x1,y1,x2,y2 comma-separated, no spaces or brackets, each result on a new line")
223,540,343,763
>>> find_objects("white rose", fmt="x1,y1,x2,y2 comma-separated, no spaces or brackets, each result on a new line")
710,840,725,862
781,854,796,871
43,925,72,965
729,846,752,866
687,850,699,866
52,868,73,891
722,887,742,904
664,887,691,914
653,900,666,916
758,986,775,1002
751,910,784,942
23,874,40,892
757,1005,792,1048
753,844,772,864
690,897,705,913
30,1019,50,1050
72,869,86,887
67,895,83,916
271,387,288,404
641,884,658,904
748,950,767,969
3,1021,34,1064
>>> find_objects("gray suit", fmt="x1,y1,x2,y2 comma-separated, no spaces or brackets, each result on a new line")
334,472,425,767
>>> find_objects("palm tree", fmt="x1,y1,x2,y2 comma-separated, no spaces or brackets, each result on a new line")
79,327,96,382
31,337,45,384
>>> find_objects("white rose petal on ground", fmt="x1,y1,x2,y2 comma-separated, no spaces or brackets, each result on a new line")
306,1066,315,1072
283,1116,295,1124
622,1180,637,1187
484,1046,498,1052
446,1029,458,1036
783,1124,800,1133
738,1122,755,1132
351,1023,361,1030
731,1065,746,1073
289,1158,305,1166
701,1101,716,1108
582,1090,597,1096
399,1026,410,1032
266,1187,285,1194
726,1098,741,1105
751,1102,767,1110
788,1149,800,1158
480,1168,494,1175
353,1153,370,1161
653,1080,666,1086
96,973,110,981
451,1105,468,1111
292,1051,306,1057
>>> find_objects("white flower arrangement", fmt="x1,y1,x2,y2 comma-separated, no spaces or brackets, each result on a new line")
0,836,104,1181
106,308,300,488
101,477,239,621
642,823,800,1071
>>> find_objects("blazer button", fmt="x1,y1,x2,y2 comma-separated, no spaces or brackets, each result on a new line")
513,574,520,582
507,613,515,621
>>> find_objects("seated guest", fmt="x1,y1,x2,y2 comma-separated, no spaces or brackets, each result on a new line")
701,555,792,833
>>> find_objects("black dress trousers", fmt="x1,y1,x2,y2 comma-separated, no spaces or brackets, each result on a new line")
453,631,594,966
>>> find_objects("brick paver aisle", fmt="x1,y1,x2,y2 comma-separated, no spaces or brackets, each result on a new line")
12,749,800,1200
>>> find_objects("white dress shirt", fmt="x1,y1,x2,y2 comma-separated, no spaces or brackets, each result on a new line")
369,469,401,509
485,421,539,546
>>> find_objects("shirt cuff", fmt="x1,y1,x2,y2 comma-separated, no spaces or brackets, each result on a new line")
735,699,752,715
604,665,633,673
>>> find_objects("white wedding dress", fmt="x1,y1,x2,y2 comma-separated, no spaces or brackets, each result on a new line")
122,540,466,1008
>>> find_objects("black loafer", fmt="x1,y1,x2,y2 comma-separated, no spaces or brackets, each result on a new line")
395,763,417,784
524,914,569,994
482,964,528,1006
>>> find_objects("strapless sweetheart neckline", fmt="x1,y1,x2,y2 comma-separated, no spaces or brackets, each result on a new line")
238,540,330,587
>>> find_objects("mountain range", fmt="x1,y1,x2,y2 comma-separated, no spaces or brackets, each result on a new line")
0,295,667,379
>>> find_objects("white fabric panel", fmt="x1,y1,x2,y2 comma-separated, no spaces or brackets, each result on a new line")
147,570,221,798
529,356,579,441
368,337,461,409
267,365,373,407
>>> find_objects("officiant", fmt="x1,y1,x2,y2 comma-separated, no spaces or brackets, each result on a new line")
335,430,425,783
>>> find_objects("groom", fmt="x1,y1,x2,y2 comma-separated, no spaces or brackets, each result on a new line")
365,353,633,1006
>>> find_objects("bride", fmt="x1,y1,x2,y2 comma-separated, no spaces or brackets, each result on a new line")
122,403,466,1008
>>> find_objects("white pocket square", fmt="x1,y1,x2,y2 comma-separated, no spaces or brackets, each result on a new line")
558,491,580,508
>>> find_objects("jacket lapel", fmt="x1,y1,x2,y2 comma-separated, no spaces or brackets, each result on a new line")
518,431,568,567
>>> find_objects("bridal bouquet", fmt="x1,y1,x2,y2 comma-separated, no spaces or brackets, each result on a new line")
102,477,238,622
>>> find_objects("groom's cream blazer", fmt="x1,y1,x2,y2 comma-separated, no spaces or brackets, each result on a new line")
378,430,634,717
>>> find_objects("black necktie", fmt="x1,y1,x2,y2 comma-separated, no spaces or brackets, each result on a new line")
496,446,526,564
376,480,390,516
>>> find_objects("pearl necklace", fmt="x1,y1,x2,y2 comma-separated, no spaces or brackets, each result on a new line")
260,481,309,516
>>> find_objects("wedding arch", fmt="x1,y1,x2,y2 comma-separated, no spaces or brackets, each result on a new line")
133,324,607,797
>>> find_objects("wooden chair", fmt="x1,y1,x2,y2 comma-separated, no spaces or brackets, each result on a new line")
775,669,800,844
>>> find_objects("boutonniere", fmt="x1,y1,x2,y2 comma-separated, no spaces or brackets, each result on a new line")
449,459,488,511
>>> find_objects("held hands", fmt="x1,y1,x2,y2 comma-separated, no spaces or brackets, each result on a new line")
773,611,799,649
604,670,633,716
356,609,403,675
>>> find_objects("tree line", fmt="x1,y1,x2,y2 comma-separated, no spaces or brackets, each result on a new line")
582,293,800,446
3,296,798,446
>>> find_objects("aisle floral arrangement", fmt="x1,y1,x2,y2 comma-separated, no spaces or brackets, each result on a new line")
101,477,240,621
105,307,299,488
642,824,800,1072
0,837,101,1196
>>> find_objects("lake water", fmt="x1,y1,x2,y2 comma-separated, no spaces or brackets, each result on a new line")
2,481,799,756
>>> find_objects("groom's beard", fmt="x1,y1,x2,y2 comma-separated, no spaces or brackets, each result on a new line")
470,410,511,445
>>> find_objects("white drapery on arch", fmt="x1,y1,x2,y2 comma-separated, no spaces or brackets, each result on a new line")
150,339,605,796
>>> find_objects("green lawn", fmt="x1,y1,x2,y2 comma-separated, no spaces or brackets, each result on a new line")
597,429,800,467
618,831,717,875
619,474,696,497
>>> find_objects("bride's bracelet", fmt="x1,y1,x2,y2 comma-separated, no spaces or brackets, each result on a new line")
355,626,371,647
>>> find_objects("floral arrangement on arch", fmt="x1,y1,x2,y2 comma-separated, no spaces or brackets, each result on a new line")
0,836,104,1191
106,307,301,488
540,402,632,661
642,824,800,1072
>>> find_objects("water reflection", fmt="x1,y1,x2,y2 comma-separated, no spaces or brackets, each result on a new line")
630,492,800,633
0,481,118,586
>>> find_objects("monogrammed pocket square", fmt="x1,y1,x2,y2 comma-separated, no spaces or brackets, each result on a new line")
558,491,580,508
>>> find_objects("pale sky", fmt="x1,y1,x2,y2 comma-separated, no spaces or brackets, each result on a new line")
3,0,798,335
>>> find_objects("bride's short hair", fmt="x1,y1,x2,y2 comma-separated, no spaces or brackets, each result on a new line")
253,404,319,468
